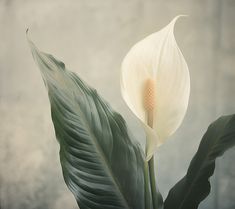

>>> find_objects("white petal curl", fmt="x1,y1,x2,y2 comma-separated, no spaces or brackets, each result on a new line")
120,15,190,160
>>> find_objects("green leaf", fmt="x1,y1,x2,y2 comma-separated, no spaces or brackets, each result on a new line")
164,115,235,209
28,38,146,209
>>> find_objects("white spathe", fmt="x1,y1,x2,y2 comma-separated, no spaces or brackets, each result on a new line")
120,16,190,161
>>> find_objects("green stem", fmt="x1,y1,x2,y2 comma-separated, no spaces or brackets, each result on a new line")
144,161,151,209
149,156,158,209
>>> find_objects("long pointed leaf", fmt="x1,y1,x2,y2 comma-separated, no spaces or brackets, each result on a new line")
164,115,235,209
28,38,145,209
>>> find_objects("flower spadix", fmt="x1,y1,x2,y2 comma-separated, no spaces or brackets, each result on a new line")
121,16,190,161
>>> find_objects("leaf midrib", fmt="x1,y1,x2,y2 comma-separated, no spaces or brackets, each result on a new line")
69,92,131,209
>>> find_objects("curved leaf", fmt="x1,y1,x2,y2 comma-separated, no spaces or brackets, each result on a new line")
28,39,145,209
164,115,235,209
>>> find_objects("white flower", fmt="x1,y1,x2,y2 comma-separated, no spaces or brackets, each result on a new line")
120,16,190,160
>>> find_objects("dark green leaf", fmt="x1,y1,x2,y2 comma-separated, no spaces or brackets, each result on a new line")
164,115,235,209
28,38,145,209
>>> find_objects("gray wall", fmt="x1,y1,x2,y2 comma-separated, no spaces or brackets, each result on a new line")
0,0,235,208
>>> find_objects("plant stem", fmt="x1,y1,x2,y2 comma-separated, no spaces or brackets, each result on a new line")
148,156,158,209
144,78,158,208
146,108,158,209
144,160,151,209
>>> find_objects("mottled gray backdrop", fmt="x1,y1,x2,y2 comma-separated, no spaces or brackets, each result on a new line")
0,0,235,208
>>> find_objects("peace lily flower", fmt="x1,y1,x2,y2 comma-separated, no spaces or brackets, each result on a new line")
121,16,190,161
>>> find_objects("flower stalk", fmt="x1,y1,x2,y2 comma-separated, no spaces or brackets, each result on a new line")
144,160,151,209
148,157,158,209
144,78,158,209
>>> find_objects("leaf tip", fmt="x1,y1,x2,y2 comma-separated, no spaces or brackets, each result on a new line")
26,28,31,43
169,15,188,32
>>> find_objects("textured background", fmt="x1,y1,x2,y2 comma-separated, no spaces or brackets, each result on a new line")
0,0,235,208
